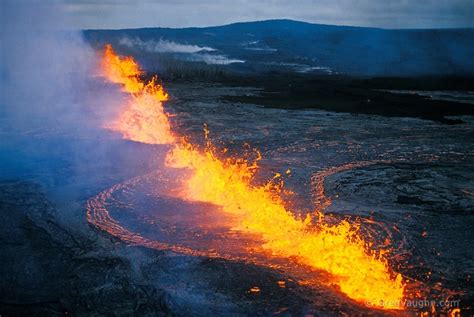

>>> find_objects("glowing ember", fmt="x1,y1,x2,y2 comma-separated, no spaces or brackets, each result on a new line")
99,45,406,310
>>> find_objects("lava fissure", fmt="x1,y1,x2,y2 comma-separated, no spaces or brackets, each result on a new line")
96,44,406,310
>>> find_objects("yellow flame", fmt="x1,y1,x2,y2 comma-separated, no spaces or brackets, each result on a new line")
100,44,406,310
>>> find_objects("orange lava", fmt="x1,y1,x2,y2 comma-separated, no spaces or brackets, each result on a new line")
99,44,406,310
101,44,174,144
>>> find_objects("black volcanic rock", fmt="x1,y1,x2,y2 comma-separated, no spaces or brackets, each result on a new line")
0,181,174,316
0,181,378,316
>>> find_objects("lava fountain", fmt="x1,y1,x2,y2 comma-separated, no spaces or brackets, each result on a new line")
101,44,174,144
98,45,406,310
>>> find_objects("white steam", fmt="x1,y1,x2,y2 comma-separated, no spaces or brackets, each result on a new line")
0,1,160,205
0,1,122,135
119,37,216,54
118,37,244,65
184,54,245,65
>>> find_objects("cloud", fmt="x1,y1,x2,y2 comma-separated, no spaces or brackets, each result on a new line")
119,37,215,53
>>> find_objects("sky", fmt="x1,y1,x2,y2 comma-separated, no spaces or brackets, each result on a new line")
2,0,474,30
60,0,474,30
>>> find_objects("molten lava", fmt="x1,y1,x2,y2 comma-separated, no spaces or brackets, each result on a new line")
101,44,174,144
99,45,406,310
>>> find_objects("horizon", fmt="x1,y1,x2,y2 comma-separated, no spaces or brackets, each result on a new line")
82,18,474,32
3,1,472,31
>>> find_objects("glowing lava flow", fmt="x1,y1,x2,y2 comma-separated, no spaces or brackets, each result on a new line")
99,45,406,310
101,44,174,144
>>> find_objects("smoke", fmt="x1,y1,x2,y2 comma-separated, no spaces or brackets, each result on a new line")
118,36,244,65
0,1,156,201
119,37,215,54
184,53,245,65
0,0,122,135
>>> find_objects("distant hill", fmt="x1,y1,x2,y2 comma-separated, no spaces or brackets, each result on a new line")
84,19,474,77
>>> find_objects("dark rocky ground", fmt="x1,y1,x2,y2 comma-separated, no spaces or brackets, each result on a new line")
1,76,472,316
0,181,174,316
1,181,390,316
218,74,474,124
